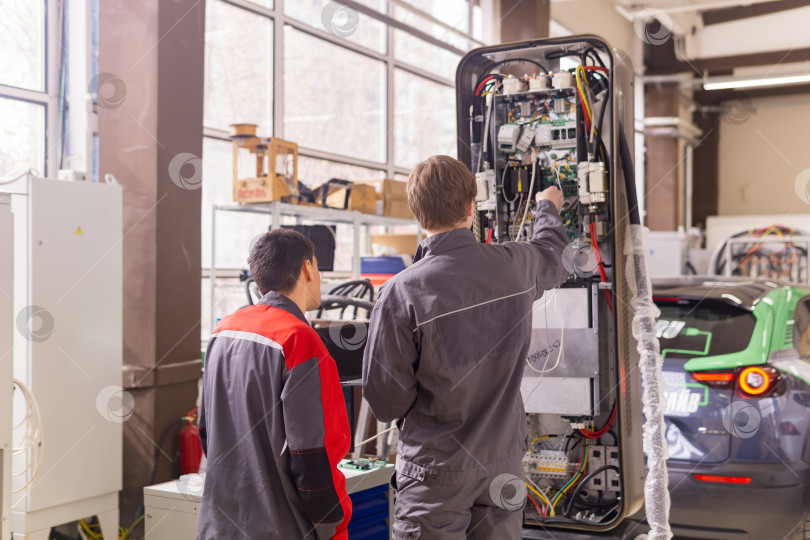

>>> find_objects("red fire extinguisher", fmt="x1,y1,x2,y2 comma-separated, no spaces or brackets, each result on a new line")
179,408,203,475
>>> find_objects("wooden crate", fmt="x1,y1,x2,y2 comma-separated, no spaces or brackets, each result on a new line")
230,131,298,204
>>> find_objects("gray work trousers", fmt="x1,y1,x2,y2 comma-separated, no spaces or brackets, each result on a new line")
391,465,525,540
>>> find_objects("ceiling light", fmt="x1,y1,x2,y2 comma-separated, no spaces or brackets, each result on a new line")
703,73,810,91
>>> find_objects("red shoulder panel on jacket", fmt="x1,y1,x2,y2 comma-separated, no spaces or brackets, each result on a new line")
214,305,327,370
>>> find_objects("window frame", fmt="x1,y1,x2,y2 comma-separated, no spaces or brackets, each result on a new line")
0,0,60,177
203,0,487,179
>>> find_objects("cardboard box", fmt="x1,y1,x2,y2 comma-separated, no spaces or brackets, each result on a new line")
359,179,414,220
370,234,419,257
314,181,377,214
233,174,292,204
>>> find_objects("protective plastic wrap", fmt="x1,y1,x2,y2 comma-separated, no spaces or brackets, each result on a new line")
625,224,672,540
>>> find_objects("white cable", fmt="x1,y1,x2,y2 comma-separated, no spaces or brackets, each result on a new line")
516,152,537,241
0,168,38,185
353,424,397,450
500,162,518,204
11,378,45,508
478,89,497,173
525,292,565,375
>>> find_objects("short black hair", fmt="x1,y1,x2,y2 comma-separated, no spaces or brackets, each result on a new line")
248,229,315,296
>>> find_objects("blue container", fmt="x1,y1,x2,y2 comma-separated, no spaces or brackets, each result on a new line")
348,484,390,540
360,256,407,275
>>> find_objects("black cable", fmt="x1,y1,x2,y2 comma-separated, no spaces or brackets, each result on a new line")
134,417,188,522
591,85,609,160
686,261,698,275
584,47,608,69
618,127,640,226
245,278,255,306
563,464,621,517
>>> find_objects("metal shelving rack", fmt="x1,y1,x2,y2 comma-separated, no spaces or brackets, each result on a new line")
210,201,421,332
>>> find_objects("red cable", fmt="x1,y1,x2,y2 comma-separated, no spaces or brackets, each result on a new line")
582,66,609,73
475,75,496,96
580,402,617,438
589,221,613,312
526,492,545,517
486,228,493,244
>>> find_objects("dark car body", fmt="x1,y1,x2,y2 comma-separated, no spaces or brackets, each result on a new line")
652,277,810,540
523,277,810,540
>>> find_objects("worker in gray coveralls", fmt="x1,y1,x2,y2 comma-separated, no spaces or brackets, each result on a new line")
362,154,568,539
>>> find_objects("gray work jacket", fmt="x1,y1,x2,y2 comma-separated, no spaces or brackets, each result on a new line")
362,200,569,484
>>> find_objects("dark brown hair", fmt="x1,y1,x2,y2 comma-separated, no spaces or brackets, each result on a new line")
248,229,315,295
406,155,477,231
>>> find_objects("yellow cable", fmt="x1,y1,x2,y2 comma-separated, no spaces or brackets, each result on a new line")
532,435,551,444
526,482,553,516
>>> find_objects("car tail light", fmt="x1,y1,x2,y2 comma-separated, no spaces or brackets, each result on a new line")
694,474,751,485
690,365,783,398
690,371,735,388
739,366,770,395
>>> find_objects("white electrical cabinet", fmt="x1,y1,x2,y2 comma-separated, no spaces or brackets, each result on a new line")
1,176,122,540
1,195,14,540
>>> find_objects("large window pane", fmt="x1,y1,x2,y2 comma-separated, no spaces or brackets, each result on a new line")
394,70,455,168
396,0,469,34
0,98,45,175
204,0,273,133
201,137,270,269
284,26,386,163
298,155,385,188
0,0,44,91
393,29,462,80
285,0,386,54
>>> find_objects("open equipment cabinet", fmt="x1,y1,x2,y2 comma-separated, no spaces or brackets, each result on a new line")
456,36,645,536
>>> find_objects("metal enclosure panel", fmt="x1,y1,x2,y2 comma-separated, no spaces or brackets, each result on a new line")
455,35,645,531
13,178,122,512
0,196,13,540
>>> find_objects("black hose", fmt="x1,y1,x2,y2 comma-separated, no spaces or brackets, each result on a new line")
134,417,188,522
618,127,641,226
563,464,621,517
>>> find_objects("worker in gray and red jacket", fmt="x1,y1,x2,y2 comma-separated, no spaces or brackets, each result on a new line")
197,229,351,539
363,155,568,539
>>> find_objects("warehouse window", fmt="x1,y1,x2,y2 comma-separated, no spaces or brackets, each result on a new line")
0,0,48,176
201,0,490,334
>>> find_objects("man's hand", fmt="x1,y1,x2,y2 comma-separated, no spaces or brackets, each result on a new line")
536,186,563,211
